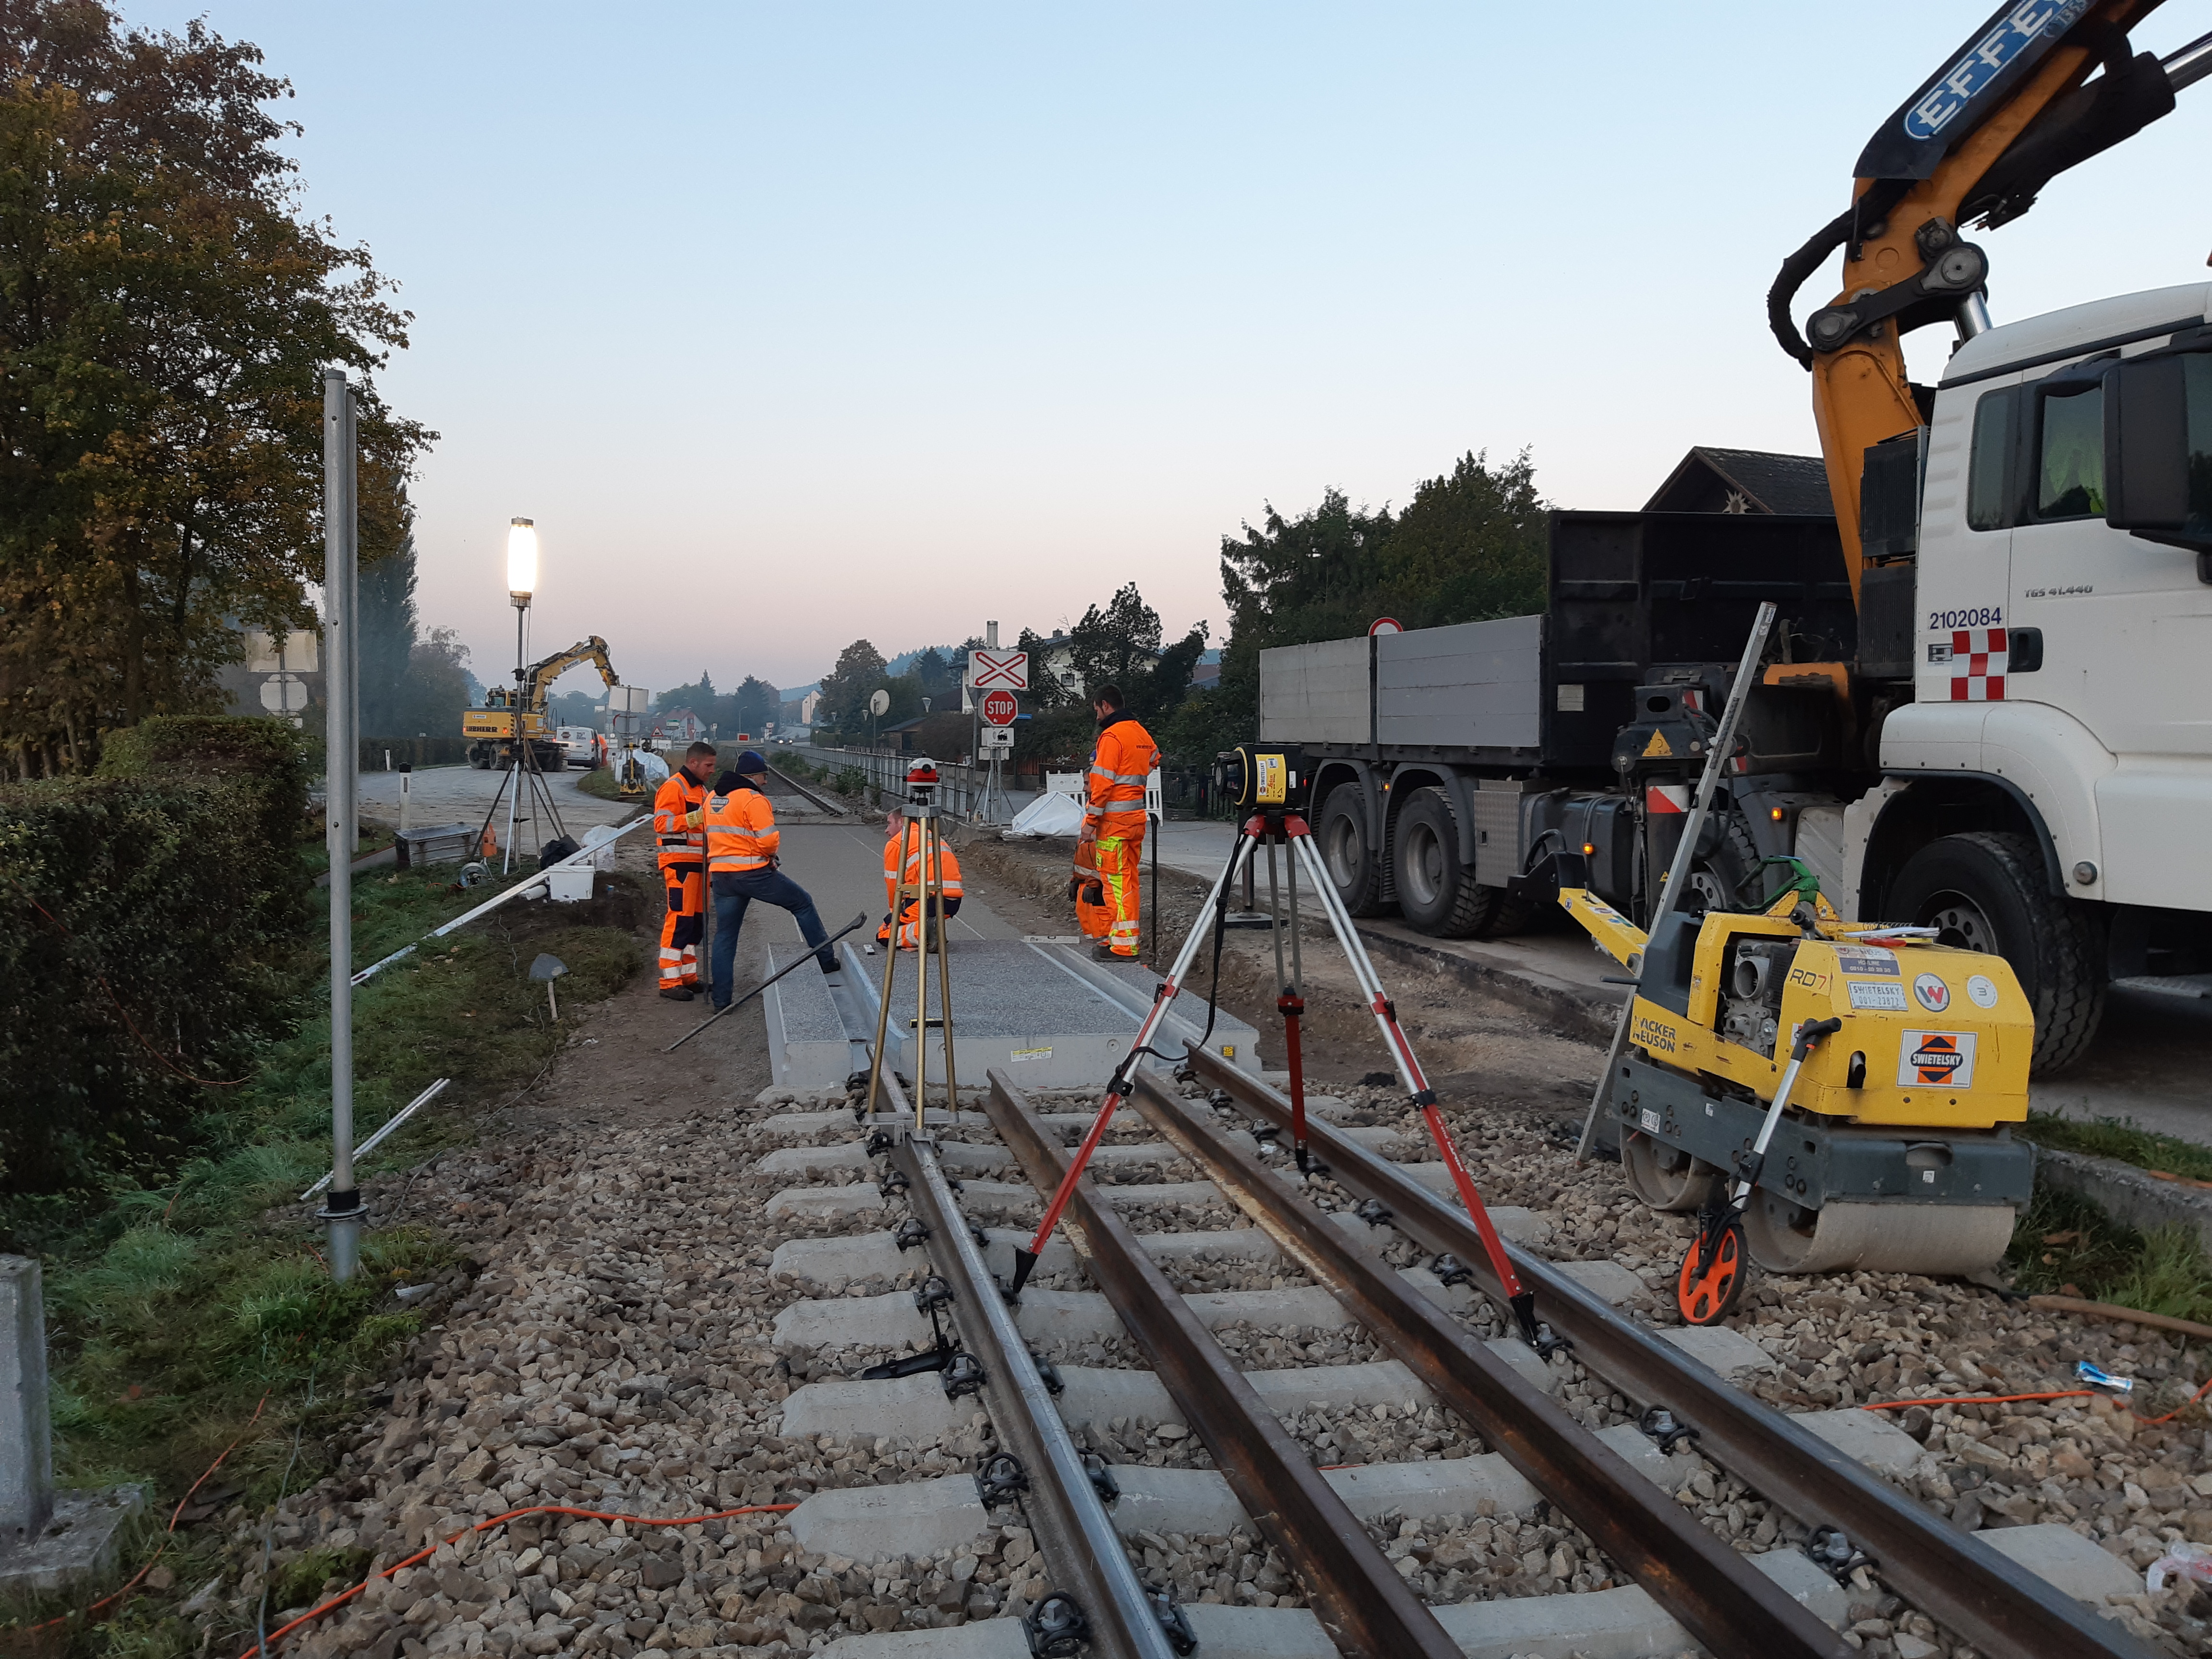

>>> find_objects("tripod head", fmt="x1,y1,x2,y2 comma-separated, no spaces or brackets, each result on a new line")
904,756,941,812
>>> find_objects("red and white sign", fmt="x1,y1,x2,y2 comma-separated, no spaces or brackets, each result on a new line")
980,689,1019,727
1369,617,1404,637
1645,782,1689,815
1945,628,2007,702
969,649,1029,689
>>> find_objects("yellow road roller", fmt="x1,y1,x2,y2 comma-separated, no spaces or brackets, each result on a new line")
1561,876,2033,1305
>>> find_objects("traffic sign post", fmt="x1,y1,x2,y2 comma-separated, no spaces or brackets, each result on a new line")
981,688,1018,727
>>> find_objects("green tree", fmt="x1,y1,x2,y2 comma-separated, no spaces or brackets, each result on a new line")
394,626,470,737
731,674,777,737
0,1,432,776
815,639,887,739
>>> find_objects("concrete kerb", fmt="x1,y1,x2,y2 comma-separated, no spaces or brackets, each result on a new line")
2032,1144,2212,1258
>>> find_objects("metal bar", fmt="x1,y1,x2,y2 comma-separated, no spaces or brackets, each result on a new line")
2162,25,2212,91
321,368,363,1283
663,913,869,1052
1126,1069,1845,1659
985,1068,1467,1659
1183,1048,2154,1659
1574,600,1777,1162
880,1084,1175,1659
301,1078,451,1200
350,816,651,986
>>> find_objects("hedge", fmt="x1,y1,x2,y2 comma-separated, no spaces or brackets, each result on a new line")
0,717,310,1208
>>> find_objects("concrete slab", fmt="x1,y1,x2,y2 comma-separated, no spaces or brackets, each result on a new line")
1979,1523,2142,1604
1055,1359,1435,1434
761,1110,868,1142
764,1187,887,1224
757,1142,869,1179
952,1178,1226,1216
1487,1339,1563,1395
821,1617,1032,1659
1108,1465,1247,1537
1592,1422,1686,1491
1658,1323,1774,1378
1179,1603,1336,1659
788,1478,987,1562
0,1485,145,1594
777,1375,969,1444
1326,1454,1539,1520
1553,1260,1645,1305
765,937,1262,1090
772,1283,1355,1355
1795,1407,1925,1476
1432,1583,1688,1659
1751,1548,1850,1628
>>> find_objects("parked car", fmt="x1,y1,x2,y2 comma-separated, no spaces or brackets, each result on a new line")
554,726,600,768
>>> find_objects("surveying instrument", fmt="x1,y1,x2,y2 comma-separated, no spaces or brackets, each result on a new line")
1006,742,1552,1349
862,757,961,1137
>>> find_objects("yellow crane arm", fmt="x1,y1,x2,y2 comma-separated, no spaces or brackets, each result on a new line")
1766,0,2208,601
520,635,621,713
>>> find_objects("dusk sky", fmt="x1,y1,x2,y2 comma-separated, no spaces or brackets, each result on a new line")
133,1,2212,701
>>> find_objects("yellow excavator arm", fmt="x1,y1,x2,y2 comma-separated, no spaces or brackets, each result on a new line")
519,636,621,714
1767,0,2210,601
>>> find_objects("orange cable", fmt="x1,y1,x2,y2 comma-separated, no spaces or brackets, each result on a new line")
1862,1373,2212,1424
233,1500,800,1659
32,1393,272,1632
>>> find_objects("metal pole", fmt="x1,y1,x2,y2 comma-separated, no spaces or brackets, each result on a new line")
1573,601,1778,1162
319,368,363,1282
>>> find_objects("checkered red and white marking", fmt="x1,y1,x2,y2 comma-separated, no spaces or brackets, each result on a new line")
1948,628,2006,702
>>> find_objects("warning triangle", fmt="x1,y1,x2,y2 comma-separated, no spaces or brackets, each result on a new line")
1643,730,1673,758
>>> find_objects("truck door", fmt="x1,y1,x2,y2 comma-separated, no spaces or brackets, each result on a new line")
1915,378,2015,713
2008,365,2212,761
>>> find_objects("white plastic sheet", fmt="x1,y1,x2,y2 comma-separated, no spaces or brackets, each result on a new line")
1006,791,1084,838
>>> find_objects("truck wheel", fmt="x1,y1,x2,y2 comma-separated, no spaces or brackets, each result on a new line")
1886,830,2106,1074
1392,788,1494,937
1316,785,1387,916
468,745,490,770
1678,813,1761,913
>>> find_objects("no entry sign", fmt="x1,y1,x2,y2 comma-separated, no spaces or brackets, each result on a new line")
981,689,1019,726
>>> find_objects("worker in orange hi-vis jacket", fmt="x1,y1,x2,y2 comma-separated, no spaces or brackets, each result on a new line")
651,740,716,999
877,807,964,950
1081,684,1156,961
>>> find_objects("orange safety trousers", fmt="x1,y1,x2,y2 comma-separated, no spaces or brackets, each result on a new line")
1094,833,1142,957
660,863,704,987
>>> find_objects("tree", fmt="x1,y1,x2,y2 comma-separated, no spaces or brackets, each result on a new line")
659,670,717,721
395,626,470,737
1065,583,1163,699
731,675,777,736
815,639,887,739
0,1,432,777
357,473,419,735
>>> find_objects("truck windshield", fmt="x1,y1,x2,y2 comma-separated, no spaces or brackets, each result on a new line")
2036,385,2104,518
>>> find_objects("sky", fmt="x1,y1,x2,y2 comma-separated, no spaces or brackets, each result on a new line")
129,1,2212,701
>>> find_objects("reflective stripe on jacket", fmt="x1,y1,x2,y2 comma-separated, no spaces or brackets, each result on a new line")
705,782,778,873
653,772,707,866
885,825,963,899
1087,714,1157,832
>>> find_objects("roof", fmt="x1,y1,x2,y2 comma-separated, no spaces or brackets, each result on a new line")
1643,447,1834,517
1941,282,2211,387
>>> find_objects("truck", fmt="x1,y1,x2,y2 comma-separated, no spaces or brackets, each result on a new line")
1260,2,2212,1101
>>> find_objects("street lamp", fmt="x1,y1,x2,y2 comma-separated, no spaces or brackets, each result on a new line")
507,517,539,606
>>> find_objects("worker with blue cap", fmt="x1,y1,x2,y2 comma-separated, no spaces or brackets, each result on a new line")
701,750,840,1010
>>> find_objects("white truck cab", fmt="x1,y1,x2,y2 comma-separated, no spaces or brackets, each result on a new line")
1861,282,2212,1057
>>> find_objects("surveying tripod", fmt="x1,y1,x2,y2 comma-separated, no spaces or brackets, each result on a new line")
862,757,960,1137
474,736,573,874
1007,745,1550,1350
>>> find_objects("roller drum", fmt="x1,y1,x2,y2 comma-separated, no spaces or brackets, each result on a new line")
1742,1190,2016,1276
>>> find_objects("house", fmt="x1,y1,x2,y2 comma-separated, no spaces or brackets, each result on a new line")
1643,447,1835,516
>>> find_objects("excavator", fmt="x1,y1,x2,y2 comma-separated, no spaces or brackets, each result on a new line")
463,635,623,773
1551,0,2212,1304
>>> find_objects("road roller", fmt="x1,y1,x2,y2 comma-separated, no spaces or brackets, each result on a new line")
1560,876,2033,1296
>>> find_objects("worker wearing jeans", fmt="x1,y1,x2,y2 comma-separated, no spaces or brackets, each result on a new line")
704,752,839,1010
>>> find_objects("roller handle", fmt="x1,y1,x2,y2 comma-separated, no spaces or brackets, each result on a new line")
1790,1017,1842,1062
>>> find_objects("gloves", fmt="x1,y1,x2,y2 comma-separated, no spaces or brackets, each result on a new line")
685,808,704,828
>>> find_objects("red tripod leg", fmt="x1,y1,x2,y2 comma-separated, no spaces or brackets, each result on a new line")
1279,990,1314,1172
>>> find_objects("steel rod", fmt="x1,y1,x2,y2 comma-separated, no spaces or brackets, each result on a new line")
320,367,363,1282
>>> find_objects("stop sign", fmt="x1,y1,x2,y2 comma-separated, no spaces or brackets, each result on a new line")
980,689,1018,726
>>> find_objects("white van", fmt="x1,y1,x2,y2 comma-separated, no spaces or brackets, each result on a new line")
554,726,600,768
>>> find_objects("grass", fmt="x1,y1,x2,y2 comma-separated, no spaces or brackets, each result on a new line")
2017,1109,2212,1184
3,854,647,1655
2004,1187,2212,1328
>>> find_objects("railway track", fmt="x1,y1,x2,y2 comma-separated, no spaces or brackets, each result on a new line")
753,1040,2162,1658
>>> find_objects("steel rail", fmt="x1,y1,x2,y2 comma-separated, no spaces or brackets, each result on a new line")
1183,1048,2156,1659
1126,1070,1848,1659
877,1075,1177,1659
985,1068,1468,1659
766,760,844,815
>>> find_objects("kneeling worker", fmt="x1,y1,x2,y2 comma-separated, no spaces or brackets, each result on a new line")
878,806,963,950
1082,684,1157,960
653,739,716,999
705,751,840,1009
